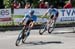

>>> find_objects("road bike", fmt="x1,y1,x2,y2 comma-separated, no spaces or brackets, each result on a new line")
39,19,56,35
15,25,31,46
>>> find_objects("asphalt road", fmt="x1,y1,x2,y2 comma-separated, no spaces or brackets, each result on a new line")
0,27,75,49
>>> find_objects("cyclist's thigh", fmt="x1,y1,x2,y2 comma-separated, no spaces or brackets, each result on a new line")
22,25,26,30
47,18,52,24
55,12,59,20
26,19,33,25
52,14,57,20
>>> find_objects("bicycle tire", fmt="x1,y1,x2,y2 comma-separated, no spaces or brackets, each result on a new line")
22,26,31,43
15,30,23,46
39,22,47,35
15,27,26,46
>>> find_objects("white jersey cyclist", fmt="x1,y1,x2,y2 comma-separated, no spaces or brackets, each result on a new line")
43,6,59,30
46,8,58,18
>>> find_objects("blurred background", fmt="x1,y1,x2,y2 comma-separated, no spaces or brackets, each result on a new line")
0,0,75,9
0,1,75,49
0,0,75,30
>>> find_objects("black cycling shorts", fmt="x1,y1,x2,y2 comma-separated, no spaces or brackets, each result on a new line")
50,12,59,19
50,15,54,19
26,19,33,25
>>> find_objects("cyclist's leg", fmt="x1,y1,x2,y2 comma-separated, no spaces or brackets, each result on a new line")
22,20,31,38
29,21,34,29
50,13,58,27
26,20,34,37
47,19,50,30
53,12,59,21
46,15,54,29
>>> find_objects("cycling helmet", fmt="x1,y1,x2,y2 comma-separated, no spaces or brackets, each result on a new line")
29,10,35,14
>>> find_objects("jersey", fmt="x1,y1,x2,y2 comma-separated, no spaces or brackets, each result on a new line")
23,14,37,23
47,8,58,17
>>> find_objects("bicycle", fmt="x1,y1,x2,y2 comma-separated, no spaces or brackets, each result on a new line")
15,24,31,46
39,9,59,35
39,19,56,35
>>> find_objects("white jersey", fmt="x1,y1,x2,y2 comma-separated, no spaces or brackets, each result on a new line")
47,8,58,17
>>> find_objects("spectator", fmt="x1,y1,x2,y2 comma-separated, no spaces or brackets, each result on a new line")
57,0,65,8
12,1,20,9
25,2,31,9
63,0,72,8
0,0,4,9
20,1,25,8
44,2,49,8
39,0,46,8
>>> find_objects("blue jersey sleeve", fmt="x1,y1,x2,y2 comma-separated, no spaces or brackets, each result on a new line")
32,15,37,22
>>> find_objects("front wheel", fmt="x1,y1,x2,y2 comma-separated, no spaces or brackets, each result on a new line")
15,27,26,46
15,31,23,46
22,27,30,43
39,23,47,35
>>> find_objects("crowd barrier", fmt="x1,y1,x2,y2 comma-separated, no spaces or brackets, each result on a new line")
0,8,75,26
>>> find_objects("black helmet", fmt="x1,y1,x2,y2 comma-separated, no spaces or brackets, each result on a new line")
29,10,35,14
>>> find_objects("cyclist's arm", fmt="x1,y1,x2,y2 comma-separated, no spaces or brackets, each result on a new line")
44,12,48,17
21,14,28,25
42,8,50,18
42,12,48,18
21,17,26,24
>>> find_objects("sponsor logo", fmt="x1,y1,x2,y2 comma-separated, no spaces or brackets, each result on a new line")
0,17,12,21
60,17,75,21
0,10,9,16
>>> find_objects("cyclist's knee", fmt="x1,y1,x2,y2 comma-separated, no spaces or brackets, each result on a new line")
22,26,25,29
29,22,34,28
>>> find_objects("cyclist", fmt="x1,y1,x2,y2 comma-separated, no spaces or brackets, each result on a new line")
21,10,37,38
43,5,59,33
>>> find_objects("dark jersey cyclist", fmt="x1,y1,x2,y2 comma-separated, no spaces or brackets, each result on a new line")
21,10,37,37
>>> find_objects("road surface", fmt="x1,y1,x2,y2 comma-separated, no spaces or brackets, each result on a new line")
0,27,75,49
